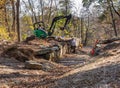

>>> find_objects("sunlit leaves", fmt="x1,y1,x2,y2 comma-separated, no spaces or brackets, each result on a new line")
0,0,7,24
0,0,6,9
0,27,10,40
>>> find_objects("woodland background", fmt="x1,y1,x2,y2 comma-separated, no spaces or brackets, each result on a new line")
0,0,120,45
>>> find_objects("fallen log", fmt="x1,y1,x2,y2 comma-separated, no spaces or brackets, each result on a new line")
103,42,120,50
99,37,120,44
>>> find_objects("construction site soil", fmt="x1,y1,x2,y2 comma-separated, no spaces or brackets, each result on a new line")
0,38,120,88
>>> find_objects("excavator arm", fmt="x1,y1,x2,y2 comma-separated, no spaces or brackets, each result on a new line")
48,14,72,36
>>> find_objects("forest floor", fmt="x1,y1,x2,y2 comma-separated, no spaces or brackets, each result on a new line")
0,42,120,88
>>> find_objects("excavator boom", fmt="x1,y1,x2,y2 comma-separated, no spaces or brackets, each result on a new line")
48,14,72,36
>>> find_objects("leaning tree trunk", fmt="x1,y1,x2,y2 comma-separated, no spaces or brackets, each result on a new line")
110,0,120,18
107,0,118,37
65,0,68,16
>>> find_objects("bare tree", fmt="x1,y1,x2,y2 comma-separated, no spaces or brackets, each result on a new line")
28,0,37,23
22,0,34,24
10,0,16,32
39,0,44,22
107,0,117,37
110,0,120,18
48,0,53,23
84,14,90,46
16,0,21,42
4,5,10,33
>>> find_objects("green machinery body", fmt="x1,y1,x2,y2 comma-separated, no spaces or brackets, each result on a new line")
34,29,48,38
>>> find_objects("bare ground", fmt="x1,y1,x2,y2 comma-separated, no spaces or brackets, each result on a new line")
0,45,120,88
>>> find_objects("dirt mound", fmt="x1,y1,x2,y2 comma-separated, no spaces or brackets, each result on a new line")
1,38,59,62
1,36,72,62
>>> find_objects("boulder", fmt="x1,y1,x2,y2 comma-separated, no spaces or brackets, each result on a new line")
25,60,42,70
25,60,55,71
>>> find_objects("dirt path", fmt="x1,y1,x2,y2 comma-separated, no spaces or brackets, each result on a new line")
0,56,71,88
53,54,120,88
58,54,93,69
58,47,93,67
0,50,92,88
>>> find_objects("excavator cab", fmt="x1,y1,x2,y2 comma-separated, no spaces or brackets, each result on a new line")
33,14,72,38
33,21,48,38
33,21,45,30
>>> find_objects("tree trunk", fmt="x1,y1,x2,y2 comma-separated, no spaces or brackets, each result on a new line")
16,0,21,42
54,0,59,15
22,0,34,24
48,0,53,23
11,0,16,32
76,18,80,38
28,0,37,23
4,6,10,32
80,18,84,44
107,0,117,37
110,0,120,18
84,15,89,46
39,0,44,22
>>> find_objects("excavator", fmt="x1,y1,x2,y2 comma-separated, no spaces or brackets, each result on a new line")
33,14,72,38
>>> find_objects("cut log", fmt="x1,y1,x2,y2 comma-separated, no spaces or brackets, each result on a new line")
25,60,56,70
99,37,120,44
103,42,120,50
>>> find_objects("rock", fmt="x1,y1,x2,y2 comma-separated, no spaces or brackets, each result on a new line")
25,60,42,70
24,60,55,71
